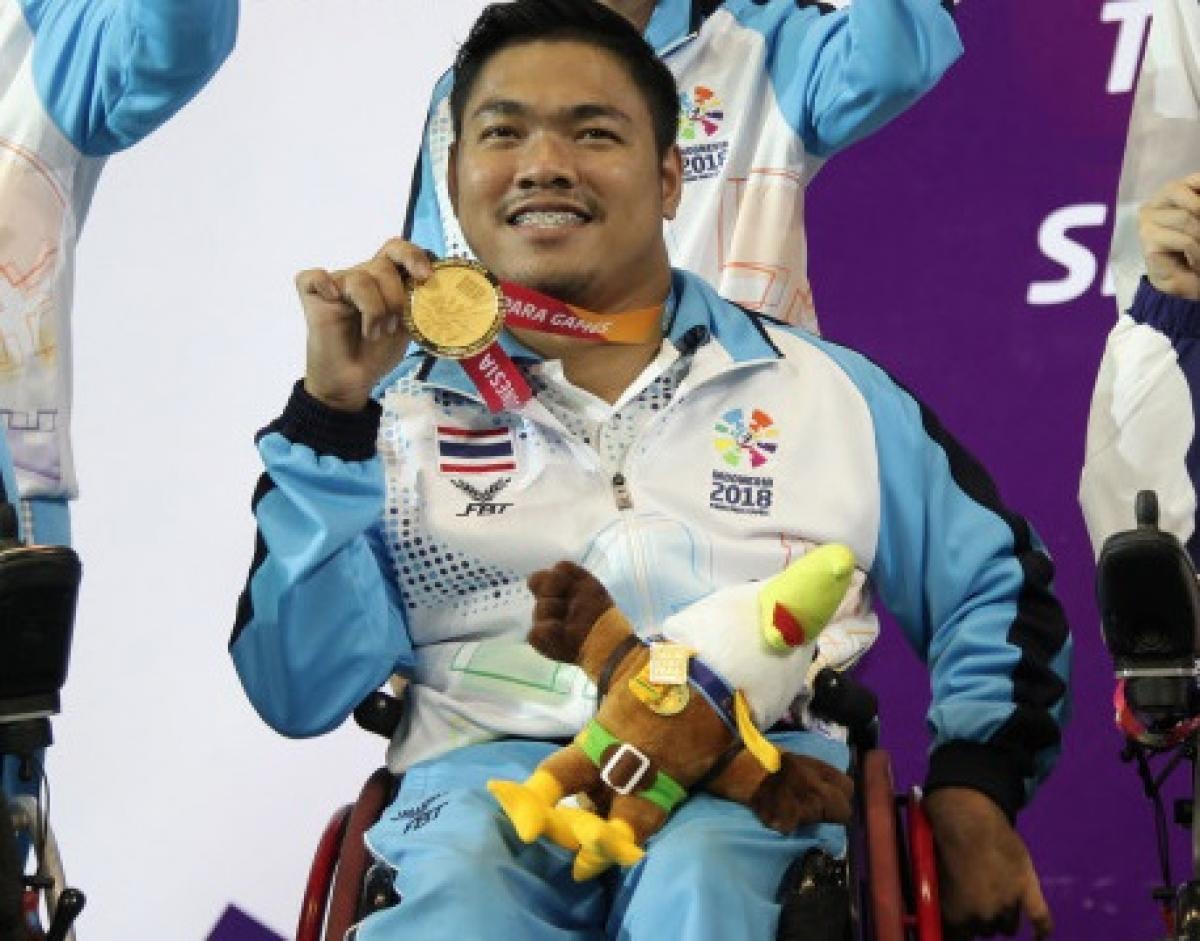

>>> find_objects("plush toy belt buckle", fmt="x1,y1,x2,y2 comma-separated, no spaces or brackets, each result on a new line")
600,742,652,795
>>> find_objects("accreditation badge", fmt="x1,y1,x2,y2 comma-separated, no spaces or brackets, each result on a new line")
406,259,505,359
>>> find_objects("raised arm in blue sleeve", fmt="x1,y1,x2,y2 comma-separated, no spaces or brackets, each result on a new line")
731,0,962,158
825,344,1071,820
229,383,415,738
20,0,238,156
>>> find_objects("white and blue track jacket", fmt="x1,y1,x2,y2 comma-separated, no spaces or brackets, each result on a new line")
1082,280,1200,565
231,268,1071,821
404,0,961,332
0,0,237,501
1108,0,1200,315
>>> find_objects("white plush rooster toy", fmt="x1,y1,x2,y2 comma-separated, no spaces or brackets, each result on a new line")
489,543,858,880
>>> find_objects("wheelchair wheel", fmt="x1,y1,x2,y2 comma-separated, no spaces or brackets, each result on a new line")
297,805,351,941
905,791,941,941
1178,882,1200,941
326,768,397,939
8,796,78,941
862,750,904,941
775,849,850,941
298,768,398,941
0,788,22,941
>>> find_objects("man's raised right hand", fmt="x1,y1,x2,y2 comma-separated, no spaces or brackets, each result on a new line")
298,238,434,412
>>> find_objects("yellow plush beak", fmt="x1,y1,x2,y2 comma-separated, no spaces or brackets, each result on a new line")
759,543,855,653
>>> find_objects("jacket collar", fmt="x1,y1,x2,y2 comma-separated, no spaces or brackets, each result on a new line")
663,268,782,365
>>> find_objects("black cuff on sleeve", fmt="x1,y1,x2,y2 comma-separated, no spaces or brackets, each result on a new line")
925,741,1026,823
1130,276,1200,338
259,380,382,461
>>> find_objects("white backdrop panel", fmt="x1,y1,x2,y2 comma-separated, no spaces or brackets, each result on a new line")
63,2,484,937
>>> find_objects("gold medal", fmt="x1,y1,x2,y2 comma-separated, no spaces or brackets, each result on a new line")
406,259,504,359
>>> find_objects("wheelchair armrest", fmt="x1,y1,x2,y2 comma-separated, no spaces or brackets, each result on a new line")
353,689,406,740
809,667,879,750
1097,489,1200,671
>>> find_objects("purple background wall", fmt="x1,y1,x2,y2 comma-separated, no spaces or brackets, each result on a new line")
810,1,1162,936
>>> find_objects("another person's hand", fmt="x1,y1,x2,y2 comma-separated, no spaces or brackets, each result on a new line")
1139,173,1200,300
298,238,433,412
923,786,1052,940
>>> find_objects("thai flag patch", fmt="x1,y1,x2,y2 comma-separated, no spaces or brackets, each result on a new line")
436,425,517,474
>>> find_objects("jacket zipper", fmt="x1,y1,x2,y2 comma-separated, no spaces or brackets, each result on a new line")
612,472,633,511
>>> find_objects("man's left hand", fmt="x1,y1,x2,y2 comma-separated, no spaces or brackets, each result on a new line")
922,787,1052,940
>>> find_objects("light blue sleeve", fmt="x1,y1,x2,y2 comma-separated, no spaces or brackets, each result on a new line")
815,338,1070,816
402,71,454,257
729,0,962,158
0,432,25,542
230,424,415,739
21,0,238,156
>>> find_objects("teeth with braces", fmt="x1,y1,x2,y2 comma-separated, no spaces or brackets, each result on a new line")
513,210,586,226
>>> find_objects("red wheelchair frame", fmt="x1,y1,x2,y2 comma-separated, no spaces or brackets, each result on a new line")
860,750,941,941
299,767,395,941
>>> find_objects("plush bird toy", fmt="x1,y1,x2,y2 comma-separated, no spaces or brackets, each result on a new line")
488,543,857,880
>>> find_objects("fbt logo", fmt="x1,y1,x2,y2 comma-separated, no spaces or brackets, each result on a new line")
451,477,513,517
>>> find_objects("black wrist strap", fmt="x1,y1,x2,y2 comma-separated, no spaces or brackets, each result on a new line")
692,741,745,795
596,634,643,701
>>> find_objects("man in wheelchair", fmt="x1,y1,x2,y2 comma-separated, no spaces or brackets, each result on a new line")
230,1,1070,937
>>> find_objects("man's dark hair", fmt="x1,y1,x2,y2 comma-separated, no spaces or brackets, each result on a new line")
450,0,680,158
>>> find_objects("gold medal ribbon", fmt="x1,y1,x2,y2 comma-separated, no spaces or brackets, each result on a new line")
406,260,666,412
501,282,664,344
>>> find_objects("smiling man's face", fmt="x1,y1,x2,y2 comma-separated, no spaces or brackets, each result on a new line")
450,39,681,313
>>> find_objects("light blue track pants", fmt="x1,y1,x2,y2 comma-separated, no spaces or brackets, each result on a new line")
359,730,848,941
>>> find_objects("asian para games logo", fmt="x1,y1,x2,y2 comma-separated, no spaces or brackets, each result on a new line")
678,85,729,182
679,86,725,140
714,408,779,469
